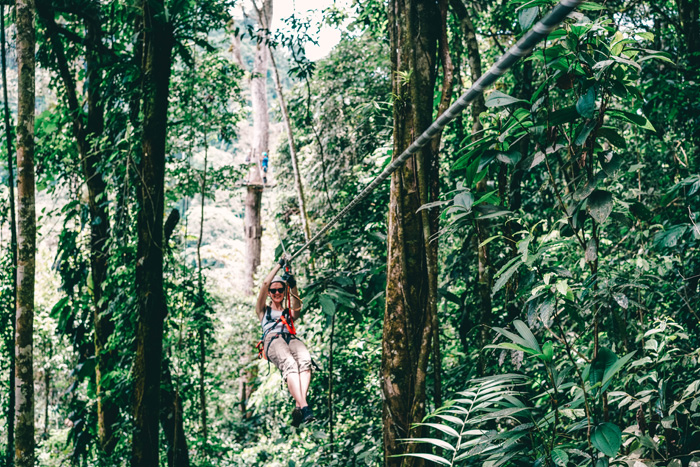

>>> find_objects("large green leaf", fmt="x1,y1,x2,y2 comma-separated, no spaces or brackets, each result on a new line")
587,190,613,224
653,225,687,248
518,6,539,30
551,448,569,466
592,422,622,457
318,294,336,316
590,347,617,391
597,127,627,148
576,87,596,118
485,90,526,108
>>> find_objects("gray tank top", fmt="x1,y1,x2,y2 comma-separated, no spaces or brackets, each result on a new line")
261,306,290,336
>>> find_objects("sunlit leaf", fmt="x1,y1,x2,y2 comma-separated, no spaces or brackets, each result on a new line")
485,90,527,108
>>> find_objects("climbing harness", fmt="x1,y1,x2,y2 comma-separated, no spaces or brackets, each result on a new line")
256,305,296,360
282,0,583,263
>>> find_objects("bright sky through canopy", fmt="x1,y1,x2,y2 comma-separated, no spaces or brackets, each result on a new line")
269,0,352,61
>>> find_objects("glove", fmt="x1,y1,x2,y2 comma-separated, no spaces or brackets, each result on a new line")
286,274,297,288
278,257,287,267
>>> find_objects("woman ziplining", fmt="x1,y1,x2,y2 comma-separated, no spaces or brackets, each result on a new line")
250,0,582,432
256,259,315,427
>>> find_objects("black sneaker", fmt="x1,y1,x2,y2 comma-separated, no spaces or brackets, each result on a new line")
291,407,303,427
300,406,315,424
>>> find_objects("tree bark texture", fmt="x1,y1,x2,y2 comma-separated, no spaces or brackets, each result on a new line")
160,359,190,467
38,4,118,453
243,0,273,295
382,0,439,465
2,5,18,465
14,0,36,465
131,0,174,463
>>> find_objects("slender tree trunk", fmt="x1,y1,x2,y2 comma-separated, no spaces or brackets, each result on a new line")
14,0,36,464
269,51,312,248
382,0,440,465
428,0,454,411
84,18,118,455
196,147,208,442
37,6,118,453
42,341,50,439
131,0,174,463
243,0,273,295
451,0,492,373
1,5,18,466
328,314,335,452
450,0,486,133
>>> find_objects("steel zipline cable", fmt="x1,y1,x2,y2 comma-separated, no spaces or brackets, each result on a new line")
287,0,583,263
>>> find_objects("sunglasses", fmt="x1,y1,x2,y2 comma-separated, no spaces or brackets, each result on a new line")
269,287,285,294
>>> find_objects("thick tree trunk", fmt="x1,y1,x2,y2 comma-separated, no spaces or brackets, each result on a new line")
14,0,36,465
131,0,174,464
243,0,273,295
382,0,440,465
2,5,18,466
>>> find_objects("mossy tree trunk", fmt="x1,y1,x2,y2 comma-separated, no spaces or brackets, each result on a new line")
14,0,36,465
382,0,440,464
1,5,18,466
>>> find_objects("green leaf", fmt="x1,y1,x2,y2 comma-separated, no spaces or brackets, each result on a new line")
318,295,336,316
496,150,522,165
454,191,474,211
607,109,655,132
549,105,579,126
492,258,523,294
579,2,606,10
518,6,539,30
590,347,617,390
485,90,526,108
654,225,688,248
513,320,542,354
394,453,451,466
587,190,613,224
601,351,636,390
542,341,554,363
597,127,627,149
414,422,460,438
592,422,622,457
575,120,596,145
576,87,596,118
599,153,623,177
400,437,456,451
552,448,569,466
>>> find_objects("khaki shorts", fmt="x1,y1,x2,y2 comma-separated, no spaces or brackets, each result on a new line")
264,333,312,381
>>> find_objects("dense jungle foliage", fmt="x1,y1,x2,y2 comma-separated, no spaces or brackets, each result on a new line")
0,0,698,466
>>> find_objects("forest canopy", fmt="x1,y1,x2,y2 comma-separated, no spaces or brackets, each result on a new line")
0,0,699,466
